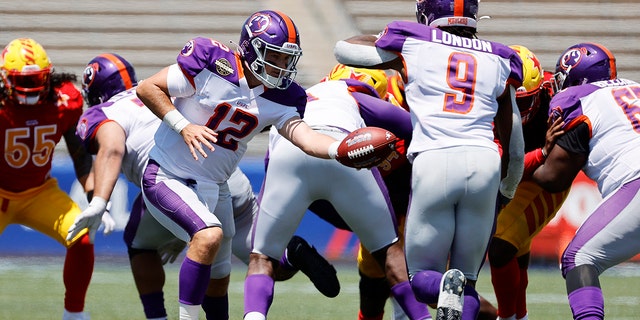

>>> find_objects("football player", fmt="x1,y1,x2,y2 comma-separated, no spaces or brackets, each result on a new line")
532,42,640,320
487,45,569,320
135,10,345,320
0,38,101,320
333,0,525,319
319,64,422,320
75,53,339,319
246,62,430,320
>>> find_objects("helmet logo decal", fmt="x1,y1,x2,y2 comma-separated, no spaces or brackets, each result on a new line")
282,42,299,50
181,40,195,57
247,13,272,37
77,119,89,140
559,48,584,71
447,17,469,25
83,63,98,87
19,39,37,67
215,58,234,76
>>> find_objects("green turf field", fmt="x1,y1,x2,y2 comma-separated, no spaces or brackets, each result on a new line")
1,255,639,319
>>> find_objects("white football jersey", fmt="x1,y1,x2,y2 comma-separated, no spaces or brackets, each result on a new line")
150,37,306,183
303,80,367,130
550,79,640,196
268,80,367,153
374,21,522,160
77,88,159,187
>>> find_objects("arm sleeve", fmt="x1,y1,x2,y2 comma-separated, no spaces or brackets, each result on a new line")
522,148,546,180
500,86,525,198
334,40,399,67
556,122,590,155
167,63,196,97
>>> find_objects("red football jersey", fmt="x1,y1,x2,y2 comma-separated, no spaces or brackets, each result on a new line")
0,81,83,192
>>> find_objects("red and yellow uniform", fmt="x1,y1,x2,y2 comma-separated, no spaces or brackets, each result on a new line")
0,81,88,244
0,37,94,317
494,178,569,256
489,47,569,320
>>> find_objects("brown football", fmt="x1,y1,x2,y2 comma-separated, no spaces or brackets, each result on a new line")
335,127,398,169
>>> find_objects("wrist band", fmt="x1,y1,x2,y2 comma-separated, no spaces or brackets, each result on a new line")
328,141,340,159
89,196,108,211
163,109,190,134
541,148,548,158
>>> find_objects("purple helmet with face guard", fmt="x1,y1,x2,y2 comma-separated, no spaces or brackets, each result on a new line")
415,0,478,28
237,10,302,90
82,53,137,106
554,42,617,90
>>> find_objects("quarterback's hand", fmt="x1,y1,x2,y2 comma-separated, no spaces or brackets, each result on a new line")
181,123,218,161
101,202,116,236
67,197,108,242
158,238,187,265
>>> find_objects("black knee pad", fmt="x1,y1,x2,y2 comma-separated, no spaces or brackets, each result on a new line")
127,247,157,261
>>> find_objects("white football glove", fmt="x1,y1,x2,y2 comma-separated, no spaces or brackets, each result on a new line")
100,201,116,236
67,196,108,243
157,238,187,265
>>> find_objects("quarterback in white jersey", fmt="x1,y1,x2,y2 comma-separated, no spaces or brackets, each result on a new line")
77,53,339,319
533,42,640,320
334,1,525,319
136,11,340,320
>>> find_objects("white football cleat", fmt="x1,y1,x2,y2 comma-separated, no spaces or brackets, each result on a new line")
436,269,466,320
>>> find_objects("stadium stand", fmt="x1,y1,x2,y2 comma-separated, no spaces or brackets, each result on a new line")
0,0,637,88
339,0,640,84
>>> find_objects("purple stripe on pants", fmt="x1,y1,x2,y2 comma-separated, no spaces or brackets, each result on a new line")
561,178,640,276
142,159,208,237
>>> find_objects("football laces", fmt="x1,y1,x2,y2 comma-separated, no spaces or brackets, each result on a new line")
347,145,375,159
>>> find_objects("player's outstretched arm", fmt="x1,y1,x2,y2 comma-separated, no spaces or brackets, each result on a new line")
334,35,403,71
278,117,338,159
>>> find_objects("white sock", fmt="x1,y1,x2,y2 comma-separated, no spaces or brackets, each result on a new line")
498,315,516,320
179,303,200,320
244,311,267,320
63,310,89,320
517,314,528,320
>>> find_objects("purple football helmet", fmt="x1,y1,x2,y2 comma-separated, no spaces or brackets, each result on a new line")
237,10,302,90
416,0,478,28
554,42,617,90
82,53,138,106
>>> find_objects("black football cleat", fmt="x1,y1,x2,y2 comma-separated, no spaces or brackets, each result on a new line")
286,235,340,298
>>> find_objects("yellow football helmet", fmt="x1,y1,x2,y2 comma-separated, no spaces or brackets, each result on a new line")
510,45,543,124
0,38,52,105
326,63,388,98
